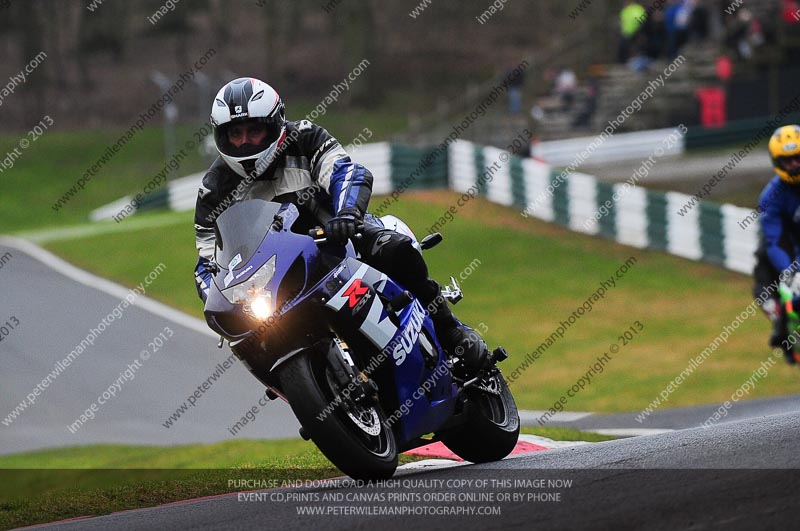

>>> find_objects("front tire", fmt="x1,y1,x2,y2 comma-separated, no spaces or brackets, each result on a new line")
441,370,519,463
278,351,398,480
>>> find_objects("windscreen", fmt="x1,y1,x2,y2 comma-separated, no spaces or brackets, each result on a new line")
214,200,281,269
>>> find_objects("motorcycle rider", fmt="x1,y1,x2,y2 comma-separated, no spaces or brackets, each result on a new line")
194,77,488,375
754,124,800,363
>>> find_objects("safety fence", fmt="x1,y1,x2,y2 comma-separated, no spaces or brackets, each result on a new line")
453,139,758,275
89,139,758,275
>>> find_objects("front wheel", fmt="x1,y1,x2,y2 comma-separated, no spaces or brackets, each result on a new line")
440,370,519,463
278,351,397,480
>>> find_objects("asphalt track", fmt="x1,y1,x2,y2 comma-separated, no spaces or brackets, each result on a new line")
0,240,299,455
530,394,800,434
25,411,800,530
581,150,771,197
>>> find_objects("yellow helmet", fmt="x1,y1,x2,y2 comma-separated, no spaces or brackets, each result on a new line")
769,125,800,183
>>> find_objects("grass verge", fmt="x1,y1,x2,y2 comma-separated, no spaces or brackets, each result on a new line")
0,439,334,530
38,191,799,414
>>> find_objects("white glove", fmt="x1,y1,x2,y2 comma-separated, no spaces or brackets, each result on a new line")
782,271,800,297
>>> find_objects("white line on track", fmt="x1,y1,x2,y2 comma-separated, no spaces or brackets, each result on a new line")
14,212,188,244
586,428,674,437
517,433,589,448
518,410,594,424
0,236,215,338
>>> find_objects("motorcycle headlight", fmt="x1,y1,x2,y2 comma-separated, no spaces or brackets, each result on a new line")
222,255,277,320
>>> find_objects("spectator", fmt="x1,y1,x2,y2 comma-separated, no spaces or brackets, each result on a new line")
505,63,525,115
689,0,710,41
643,8,668,59
554,67,578,111
619,1,647,63
665,0,692,58
725,7,764,60
572,77,600,128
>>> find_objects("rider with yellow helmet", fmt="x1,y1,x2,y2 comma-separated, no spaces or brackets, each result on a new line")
755,125,800,363
768,125,800,183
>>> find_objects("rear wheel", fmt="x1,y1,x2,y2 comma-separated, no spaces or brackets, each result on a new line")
278,351,397,479
441,370,519,463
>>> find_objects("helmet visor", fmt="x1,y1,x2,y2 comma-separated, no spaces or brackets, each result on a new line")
215,117,283,158
777,154,800,177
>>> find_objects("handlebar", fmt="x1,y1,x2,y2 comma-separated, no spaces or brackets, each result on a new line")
308,225,364,244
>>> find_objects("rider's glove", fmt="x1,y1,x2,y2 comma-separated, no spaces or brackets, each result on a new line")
325,208,362,246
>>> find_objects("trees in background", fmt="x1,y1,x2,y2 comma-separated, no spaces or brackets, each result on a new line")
0,0,608,131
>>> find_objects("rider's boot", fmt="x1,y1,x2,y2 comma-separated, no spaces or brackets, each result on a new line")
769,317,786,348
421,280,489,377
775,320,796,365
764,298,785,347
763,298,793,363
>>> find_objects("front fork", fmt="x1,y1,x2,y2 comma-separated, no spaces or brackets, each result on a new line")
326,336,379,406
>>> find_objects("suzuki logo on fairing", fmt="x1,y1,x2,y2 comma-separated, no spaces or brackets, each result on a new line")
393,302,426,366
342,278,369,308
235,265,253,280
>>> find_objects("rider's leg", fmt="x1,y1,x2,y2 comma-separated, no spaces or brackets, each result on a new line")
762,297,785,347
753,247,786,348
354,219,488,375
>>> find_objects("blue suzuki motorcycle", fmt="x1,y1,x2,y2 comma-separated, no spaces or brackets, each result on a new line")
204,199,519,479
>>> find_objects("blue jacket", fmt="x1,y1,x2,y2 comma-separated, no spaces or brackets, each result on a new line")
759,175,800,273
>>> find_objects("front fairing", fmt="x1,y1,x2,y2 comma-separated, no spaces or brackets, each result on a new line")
204,200,355,342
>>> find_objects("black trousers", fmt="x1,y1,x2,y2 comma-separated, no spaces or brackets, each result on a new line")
352,215,438,304
752,241,790,338
752,231,794,302
753,247,779,303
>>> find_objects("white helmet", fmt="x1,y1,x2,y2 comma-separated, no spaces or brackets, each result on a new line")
210,77,286,179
